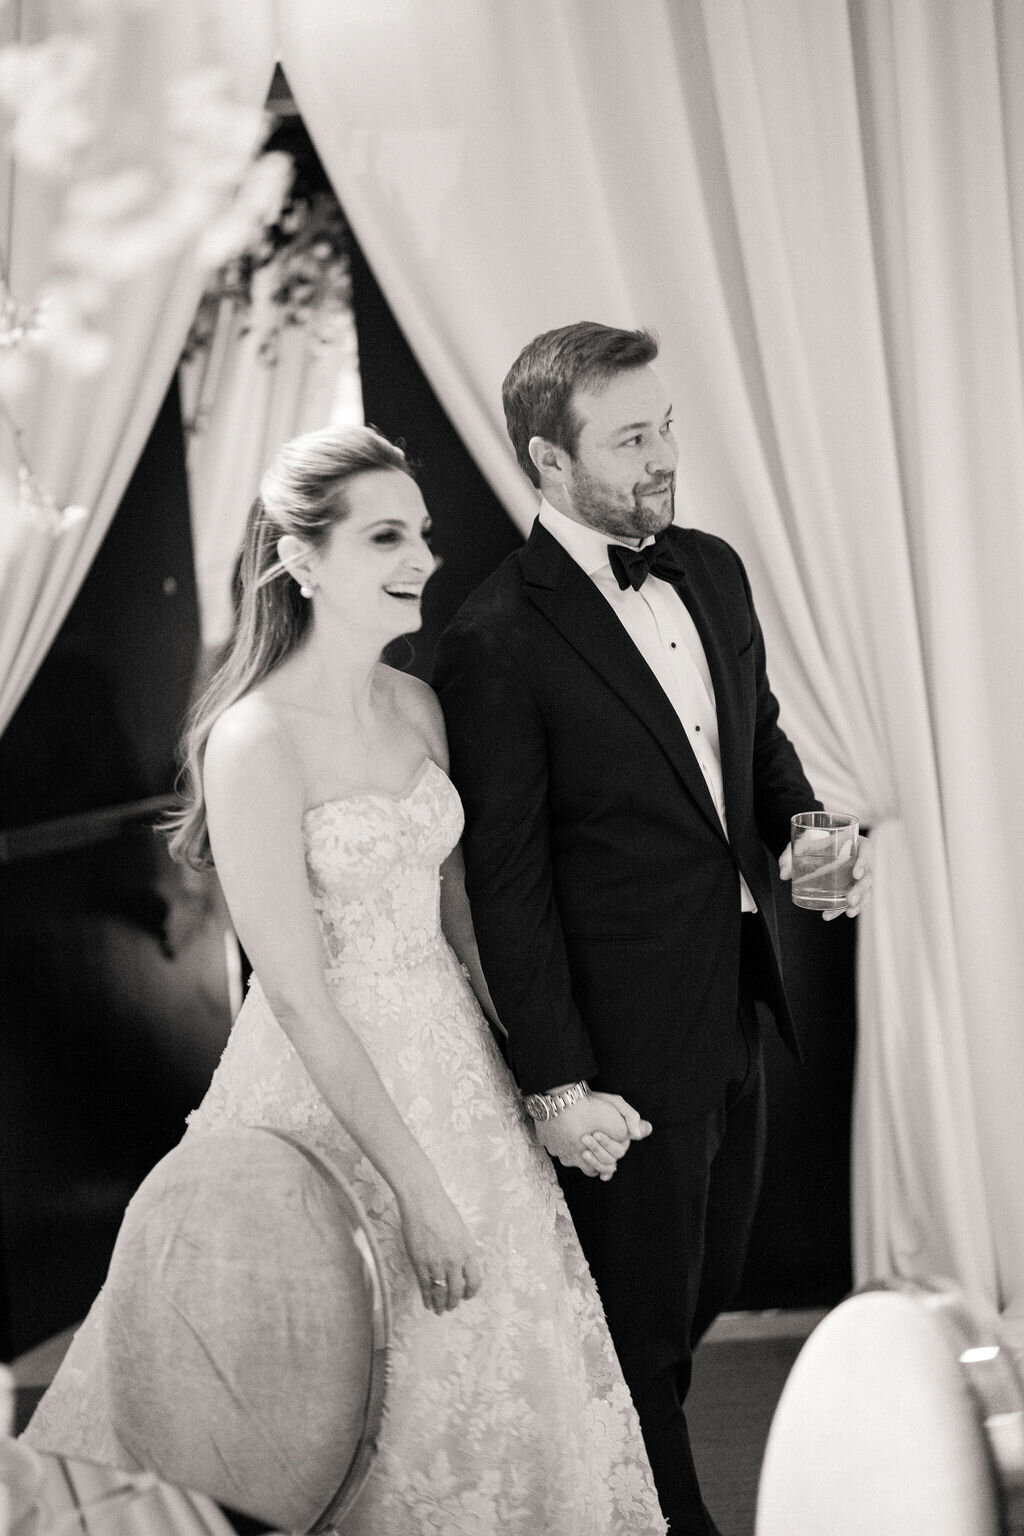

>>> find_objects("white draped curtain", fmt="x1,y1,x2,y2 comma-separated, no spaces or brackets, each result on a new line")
273,0,1024,1344
0,0,276,736
180,276,361,652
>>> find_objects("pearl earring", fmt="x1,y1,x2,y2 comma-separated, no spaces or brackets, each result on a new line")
299,583,313,599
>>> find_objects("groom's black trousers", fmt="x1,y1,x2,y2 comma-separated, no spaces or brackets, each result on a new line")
556,921,767,1536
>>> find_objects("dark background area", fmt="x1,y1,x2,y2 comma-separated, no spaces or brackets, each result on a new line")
0,196,854,1364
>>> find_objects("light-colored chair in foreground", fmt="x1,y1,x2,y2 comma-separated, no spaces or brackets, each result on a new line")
102,1125,391,1533
756,1277,1024,1536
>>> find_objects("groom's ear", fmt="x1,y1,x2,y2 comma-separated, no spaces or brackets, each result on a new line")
528,435,567,485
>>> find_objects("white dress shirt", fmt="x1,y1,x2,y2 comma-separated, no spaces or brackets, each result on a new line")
538,498,756,912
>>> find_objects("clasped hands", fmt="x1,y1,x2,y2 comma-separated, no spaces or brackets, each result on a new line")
534,1090,651,1180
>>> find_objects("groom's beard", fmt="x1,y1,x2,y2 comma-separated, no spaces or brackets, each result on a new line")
566,465,676,542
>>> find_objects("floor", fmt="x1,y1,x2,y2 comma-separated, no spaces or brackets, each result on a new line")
10,1309,823,1536
689,1312,820,1535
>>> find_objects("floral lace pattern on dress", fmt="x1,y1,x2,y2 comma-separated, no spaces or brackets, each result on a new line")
25,760,665,1535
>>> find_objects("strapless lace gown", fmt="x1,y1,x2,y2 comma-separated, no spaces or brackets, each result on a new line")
25,761,665,1534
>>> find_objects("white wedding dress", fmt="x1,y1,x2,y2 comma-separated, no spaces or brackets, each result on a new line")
25,759,665,1535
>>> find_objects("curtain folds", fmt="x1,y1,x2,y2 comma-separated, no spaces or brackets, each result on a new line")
280,0,1024,1344
180,276,361,652
0,0,276,738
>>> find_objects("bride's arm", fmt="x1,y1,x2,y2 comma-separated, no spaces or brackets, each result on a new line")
439,842,504,1037
399,673,504,1036
202,700,480,1313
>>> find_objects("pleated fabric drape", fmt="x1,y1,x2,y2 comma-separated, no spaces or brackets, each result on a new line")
180,279,360,652
0,0,276,735
278,0,1024,1349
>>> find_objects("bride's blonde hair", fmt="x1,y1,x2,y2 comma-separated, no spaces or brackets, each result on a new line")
166,425,413,870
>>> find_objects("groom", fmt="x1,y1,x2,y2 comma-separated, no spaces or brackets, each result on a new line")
434,321,868,1534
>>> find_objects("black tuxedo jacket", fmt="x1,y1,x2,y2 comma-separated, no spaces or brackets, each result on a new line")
433,519,819,1124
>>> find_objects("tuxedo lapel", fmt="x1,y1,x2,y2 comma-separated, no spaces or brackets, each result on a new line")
671,529,749,831
519,523,728,841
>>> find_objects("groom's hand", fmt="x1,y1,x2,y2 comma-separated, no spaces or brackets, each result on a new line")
778,834,875,920
535,1091,651,1180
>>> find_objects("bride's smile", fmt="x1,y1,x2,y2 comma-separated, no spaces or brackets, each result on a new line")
299,469,436,643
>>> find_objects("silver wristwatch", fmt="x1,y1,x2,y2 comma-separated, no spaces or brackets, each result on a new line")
523,1081,591,1122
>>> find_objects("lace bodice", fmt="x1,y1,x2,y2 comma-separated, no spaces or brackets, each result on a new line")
304,759,461,977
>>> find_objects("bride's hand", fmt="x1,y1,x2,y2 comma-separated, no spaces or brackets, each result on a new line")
398,1186,483,1315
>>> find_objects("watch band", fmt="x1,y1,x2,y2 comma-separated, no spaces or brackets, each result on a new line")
523,1081,591,1122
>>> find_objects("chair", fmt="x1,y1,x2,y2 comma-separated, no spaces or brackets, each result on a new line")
755,1276,1024,1535
101,1125,391,1534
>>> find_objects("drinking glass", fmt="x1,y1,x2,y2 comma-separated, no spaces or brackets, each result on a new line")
790,811,859,911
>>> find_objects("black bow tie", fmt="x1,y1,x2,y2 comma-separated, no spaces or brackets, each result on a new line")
607,533,686,592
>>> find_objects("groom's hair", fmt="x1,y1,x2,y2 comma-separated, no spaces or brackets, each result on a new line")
502,321,659,487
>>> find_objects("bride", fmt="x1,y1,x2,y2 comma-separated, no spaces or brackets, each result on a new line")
24,424,665,1534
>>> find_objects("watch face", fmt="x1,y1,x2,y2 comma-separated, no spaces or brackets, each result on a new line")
524,1094,549,1122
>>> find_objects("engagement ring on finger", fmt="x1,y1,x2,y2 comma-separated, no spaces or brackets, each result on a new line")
430,1279,446,1288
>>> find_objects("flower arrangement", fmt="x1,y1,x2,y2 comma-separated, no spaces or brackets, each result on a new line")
184,119,352,367
0,1,291,539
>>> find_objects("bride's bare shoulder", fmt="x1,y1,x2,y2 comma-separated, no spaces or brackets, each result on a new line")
381,662,435,710
379,664,448,761
204,689,301,793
